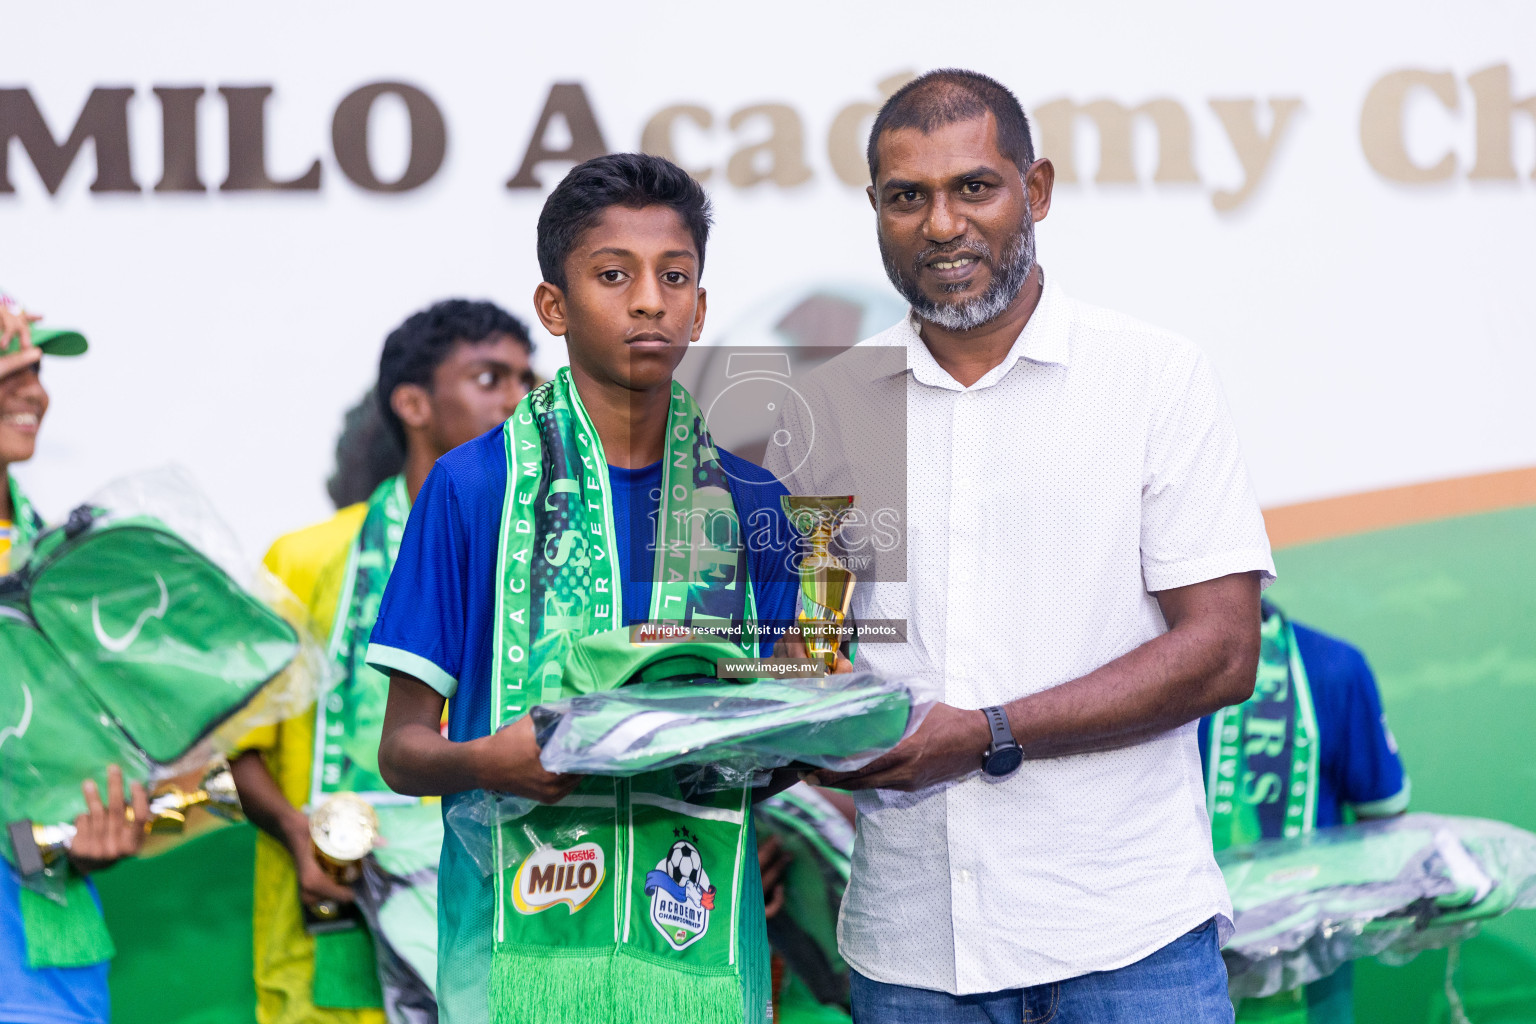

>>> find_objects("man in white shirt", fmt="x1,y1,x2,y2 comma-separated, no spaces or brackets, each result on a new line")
764,69,1274,1023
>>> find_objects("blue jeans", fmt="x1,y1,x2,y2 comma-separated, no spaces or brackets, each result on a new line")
850,918,1234,1024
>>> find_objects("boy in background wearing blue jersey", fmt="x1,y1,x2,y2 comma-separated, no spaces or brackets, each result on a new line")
1200,602,1410,1024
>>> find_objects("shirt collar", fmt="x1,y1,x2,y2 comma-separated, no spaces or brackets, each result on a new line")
871,273,1069,390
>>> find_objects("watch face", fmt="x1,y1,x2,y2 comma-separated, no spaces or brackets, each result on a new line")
983,745,1024,778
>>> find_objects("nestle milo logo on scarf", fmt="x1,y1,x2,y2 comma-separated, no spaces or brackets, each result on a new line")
645,832,717,950
512,841,606,914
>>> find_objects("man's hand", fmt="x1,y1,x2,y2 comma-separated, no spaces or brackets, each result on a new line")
476,715,582,804
758,834,792,919
67,765,150,874
810,703,988,793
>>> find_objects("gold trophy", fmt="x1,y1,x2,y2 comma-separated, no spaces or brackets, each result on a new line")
308,792,380,886
6,762,245,879
781,495,858,673
304,792,381,928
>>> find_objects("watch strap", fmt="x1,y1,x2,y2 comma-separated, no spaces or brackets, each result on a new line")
982,705,1014,751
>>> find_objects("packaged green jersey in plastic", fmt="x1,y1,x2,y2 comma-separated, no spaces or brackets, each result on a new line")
1220,813,1536,999
532,666,920,779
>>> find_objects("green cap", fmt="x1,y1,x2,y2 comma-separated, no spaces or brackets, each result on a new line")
3,326,89,358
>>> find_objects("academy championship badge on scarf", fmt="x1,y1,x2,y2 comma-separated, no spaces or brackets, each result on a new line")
312,475,442,1015
487,368,770,1024
1207,603,1319,851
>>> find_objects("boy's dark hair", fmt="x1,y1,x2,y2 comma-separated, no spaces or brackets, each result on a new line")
375,298,532,448
536,153,712,291
327,387,404,509
866,69,1035,183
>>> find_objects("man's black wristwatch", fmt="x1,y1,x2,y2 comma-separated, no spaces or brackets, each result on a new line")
980,705,1024,778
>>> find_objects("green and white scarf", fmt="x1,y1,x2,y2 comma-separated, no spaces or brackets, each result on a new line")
311,475,441,1013
1209,604,1321,1024
488,368,769,1024
314,475,412,805
6,472,43,551
1208,603,1320,850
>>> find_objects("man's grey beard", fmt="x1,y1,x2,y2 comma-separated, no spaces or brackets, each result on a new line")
882,216,1036,333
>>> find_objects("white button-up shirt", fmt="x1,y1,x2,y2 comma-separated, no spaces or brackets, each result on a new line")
763,276,1275,994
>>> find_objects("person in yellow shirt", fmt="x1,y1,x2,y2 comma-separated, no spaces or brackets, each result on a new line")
229,300,534,1024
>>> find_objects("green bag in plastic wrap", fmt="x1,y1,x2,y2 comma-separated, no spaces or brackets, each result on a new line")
1,505,301,852
755,784,855,1010
1,498,311,970
24,508,298,759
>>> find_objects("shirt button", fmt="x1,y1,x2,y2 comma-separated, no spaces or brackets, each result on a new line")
956,868,974,884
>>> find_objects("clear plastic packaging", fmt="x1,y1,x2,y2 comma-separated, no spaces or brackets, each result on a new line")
87,465,327,761
353,802,443,1024
446,671,933,878
534,670,934,778
1220,813,1536,999
446,790,550,878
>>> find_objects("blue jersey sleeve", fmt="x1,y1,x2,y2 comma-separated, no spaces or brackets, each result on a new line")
1297,624,1410,818
367,464,470,698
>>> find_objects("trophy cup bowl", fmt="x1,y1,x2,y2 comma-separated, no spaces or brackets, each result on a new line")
781,495,857,673
308,791,380,886
6,762,245,878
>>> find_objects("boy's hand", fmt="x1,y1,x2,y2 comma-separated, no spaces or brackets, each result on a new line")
477,715,582,804
758,834,792,919
274,810,356,909
292,840,358,909
68,765,150,874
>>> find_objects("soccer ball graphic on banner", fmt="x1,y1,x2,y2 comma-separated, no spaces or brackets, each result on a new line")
667,841,702,887
645,838,717,950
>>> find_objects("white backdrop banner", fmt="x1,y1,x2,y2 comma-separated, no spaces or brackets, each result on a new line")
4,0,1533,557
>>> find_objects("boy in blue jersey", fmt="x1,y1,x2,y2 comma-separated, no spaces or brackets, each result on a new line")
367,154,799,1024
1199,602,1410,1024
